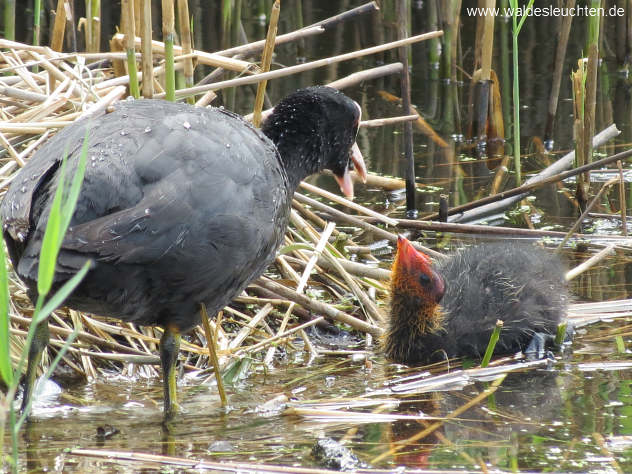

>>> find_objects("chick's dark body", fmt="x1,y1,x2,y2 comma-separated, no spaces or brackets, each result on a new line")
442,244,567,358
387,243,568,365
3,100,289,331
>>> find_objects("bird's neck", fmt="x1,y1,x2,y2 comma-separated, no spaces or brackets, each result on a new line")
261,114,325,191
384,292,444,362
275,137,323,190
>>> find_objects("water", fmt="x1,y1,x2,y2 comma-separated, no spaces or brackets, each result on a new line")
6,0,632,471
17,343,632,472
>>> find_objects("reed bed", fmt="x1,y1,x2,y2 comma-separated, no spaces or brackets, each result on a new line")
0,14,436,391
0,30,630,393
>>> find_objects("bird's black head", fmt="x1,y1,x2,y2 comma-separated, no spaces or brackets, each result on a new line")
262,86,366,198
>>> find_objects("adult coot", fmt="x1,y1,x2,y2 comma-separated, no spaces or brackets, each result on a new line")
384,236,568,365
2,86,366,420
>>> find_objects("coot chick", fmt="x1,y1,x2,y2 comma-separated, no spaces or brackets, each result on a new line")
2,86,366,420
385,237,568,365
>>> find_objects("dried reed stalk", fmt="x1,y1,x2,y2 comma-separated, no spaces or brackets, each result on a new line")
140,0,153,98
252,0,280,128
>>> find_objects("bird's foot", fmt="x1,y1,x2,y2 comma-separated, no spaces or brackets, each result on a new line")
524,333,556,360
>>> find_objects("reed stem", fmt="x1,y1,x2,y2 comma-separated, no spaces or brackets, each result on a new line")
201,304,228,407
4,0,15,41
140,0,153,98
162,0,176,102
122,0,140,99
252,0,280,128
177,0,195,104
508,0,534,184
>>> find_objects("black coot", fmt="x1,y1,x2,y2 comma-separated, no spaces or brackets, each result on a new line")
385,236,568,365
2,86,366,420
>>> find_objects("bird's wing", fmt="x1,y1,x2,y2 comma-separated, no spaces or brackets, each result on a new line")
1,119,92,243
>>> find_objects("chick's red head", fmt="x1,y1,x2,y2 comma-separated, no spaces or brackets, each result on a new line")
392,236,445,304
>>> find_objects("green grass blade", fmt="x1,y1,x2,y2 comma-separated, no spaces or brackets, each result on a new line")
0,228,13,386
33,261,91,326
278,243,314,254
60,130,88,237
37,130,88,297
15,327,78,432
481,320,503,368
515,0,535,35
36,156,67,296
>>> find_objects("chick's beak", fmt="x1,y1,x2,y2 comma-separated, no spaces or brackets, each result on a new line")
334,142,366,199
395,236,445,303
396,235,431,271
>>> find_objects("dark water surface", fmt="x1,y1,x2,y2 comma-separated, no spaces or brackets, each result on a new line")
8,0,632,471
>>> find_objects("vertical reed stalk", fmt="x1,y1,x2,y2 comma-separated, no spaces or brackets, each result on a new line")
4,0,15,41
33,0,42,46
427,0,440,76
86,0,93,52
544,0,575,146
85,0,101,52
580,0,601,209
499,0,511,143
141,0,154,98
122,0,140,99
252,0,280,128
162,0,176,102
177,0,195,104
134,0,142,33
617,160,627,236
473,0,485,71
397,0,416,215
508,0,534,185
293,0,305,58
440,0,461,82
472,0,494,148
479,0,494,82
51,0,67,52
571,58,587,208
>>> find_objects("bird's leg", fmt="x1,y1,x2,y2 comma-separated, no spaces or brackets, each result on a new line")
525,322,575,361
524,333,556,360
160,325,181,422
21,319,50,414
